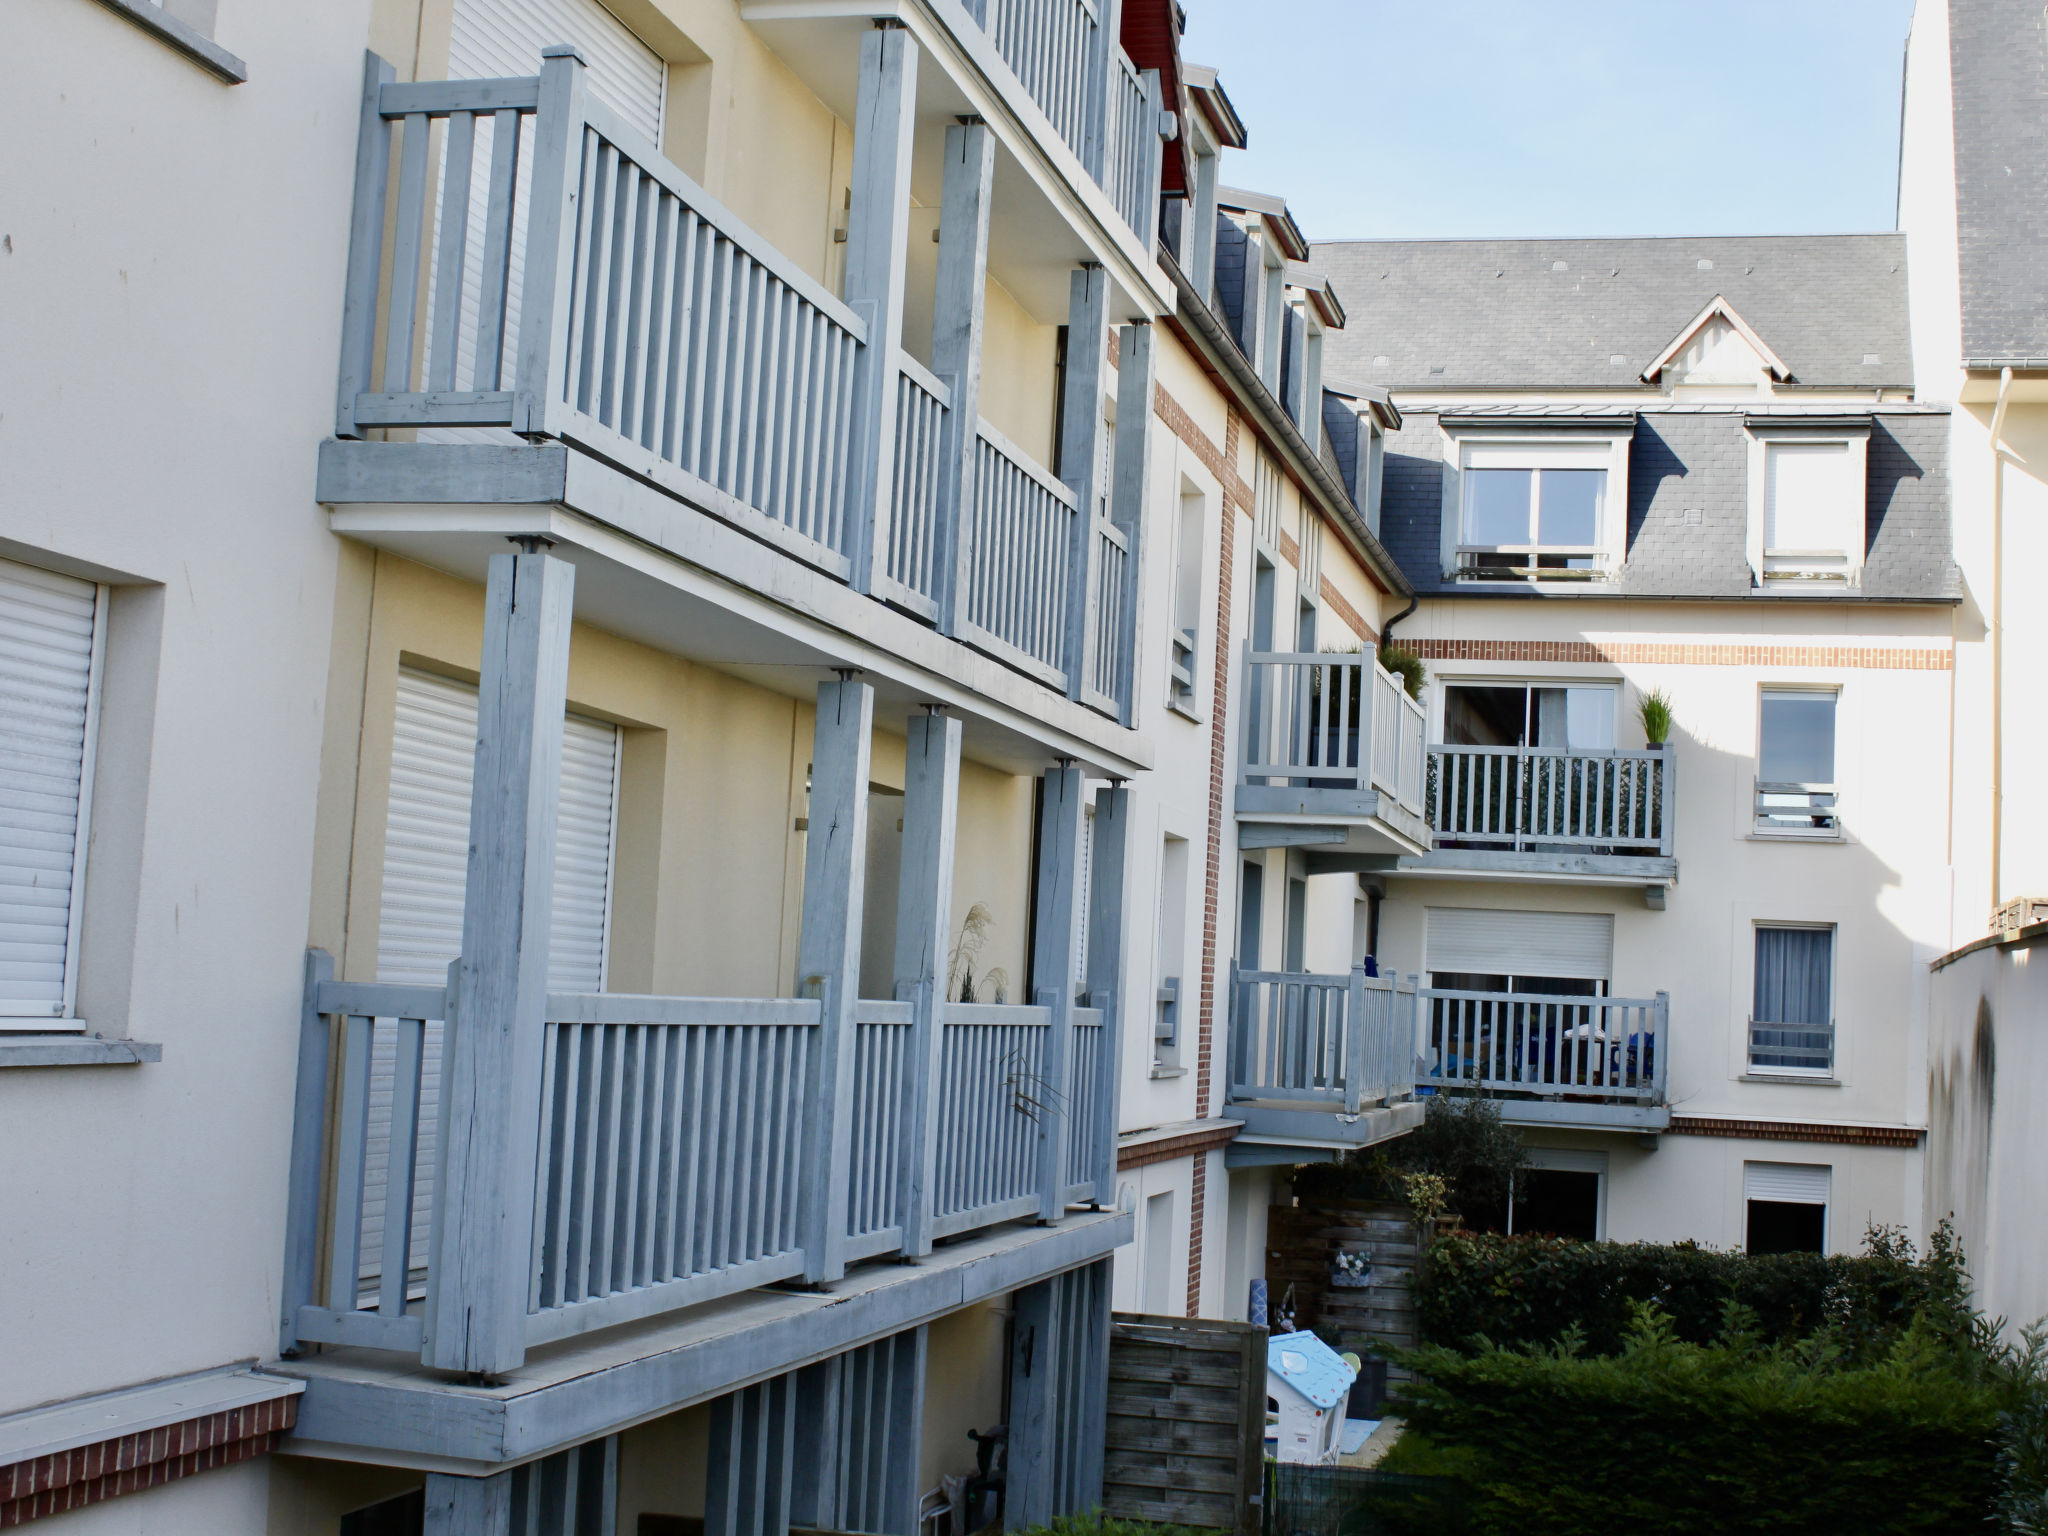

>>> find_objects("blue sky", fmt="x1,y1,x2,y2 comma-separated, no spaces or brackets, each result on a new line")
1179,0,1918,241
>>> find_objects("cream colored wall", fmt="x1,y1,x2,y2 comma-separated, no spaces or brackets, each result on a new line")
267,1459,423,1536
316,553,1036,1002
1110,1156,1196,1314
1218,1162,1272,1324
919,1298,1010,1494
977,277,1063,469
617,1402,714,1524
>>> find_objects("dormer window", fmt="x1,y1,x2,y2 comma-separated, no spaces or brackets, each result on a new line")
1744,420,1868,588
1451,440,1622,581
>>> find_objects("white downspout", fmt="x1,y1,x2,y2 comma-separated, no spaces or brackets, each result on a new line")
1989,365,2013,916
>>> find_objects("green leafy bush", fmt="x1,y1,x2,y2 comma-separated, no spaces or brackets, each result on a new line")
1378,642,1427,700
1415,1222,1972,1361
1294,1096,1525,1219
1005,1517,1210,1536
1396,1302,2006,1535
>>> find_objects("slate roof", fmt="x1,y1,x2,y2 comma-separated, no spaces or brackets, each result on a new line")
1949,0,2048,365
1311,236,1912,390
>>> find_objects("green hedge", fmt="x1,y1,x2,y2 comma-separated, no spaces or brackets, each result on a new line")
1397,1306,2005,1536
1415,1223,1970,1359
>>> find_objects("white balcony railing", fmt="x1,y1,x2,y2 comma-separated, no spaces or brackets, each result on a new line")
1420,989,1669,1103
1427,744,1674,857
1240,648,1427,815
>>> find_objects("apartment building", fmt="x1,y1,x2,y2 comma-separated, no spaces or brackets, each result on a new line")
1900,0,2048,1333
0,0,1234,1530
1302,233,1956,1254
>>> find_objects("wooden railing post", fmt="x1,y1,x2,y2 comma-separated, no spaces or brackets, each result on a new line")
933,120,995,635
797,677,874,1282
512,46,588,437
1108,322,1154,724
1007,1276,1062,1528
1138,67,1165,250
1658,743,1677,856
1031,764,1087,1220
1653,990,1671,1103
337,53,397,438
279,948,336,1355
1079,0,1122,180
1343,962,1368,1114
895,710,962,1256
423,549,574,1377
843,24,919,595
1058,267,1109,700
1083,783,1131,1204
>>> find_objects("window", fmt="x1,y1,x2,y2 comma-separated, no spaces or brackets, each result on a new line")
1750,924,1834,1074
1253,448,1284,551
1442,682,1615,752
1425,907,1614,996
1456,442,1613,579
1167,487,1206,714
0,557,107,1029
100,0,247,85
1470,1150,1607,1241
1746,430,1867,587
1756,689,1839,833
1745,1162,1829,1254
1238,861,1265,969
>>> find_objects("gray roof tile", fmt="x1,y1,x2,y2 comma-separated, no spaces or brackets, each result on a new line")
1949,0,2048,365
1311,235,1912,389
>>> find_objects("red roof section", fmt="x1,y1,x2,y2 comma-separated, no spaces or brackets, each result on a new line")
1121,0,1189,196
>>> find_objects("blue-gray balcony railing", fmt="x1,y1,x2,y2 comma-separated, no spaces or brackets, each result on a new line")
1426,744,1675,857
334,49,1138,719
1226,963,1417,1114
1239,649,1428,814
1420,988,1670,1105
280,955,1116,1362
965,0,1166,251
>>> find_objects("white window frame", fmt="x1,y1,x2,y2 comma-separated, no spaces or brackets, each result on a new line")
1166,479,1210,720
1746,920,1837,1078
1754,685,1842,838
1509,1148,1609,1239
1441,430,1631,583
1,576,109,1030
1745,426,1868,589
1432,676,1620,754
1743,1161,1831,1252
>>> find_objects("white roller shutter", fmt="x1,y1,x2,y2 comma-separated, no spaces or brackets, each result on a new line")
1764,442,1854,553
425,0,666,430
0,559,103,1022
361,667,619,1295
1744,1161,1830,1205
1425,907,1613,982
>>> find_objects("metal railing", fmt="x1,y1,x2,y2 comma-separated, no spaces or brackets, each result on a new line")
1088,522,1133,716
282,962,1115,1360
1227,964,1416,1115
1754,780,1838,834
1428,745,1674,856
1420,989,1669,1102
1240,649,1428,815
883,356,952,619
1748,1015,1834,1073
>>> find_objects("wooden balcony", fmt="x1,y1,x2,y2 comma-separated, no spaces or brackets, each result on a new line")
1419,987,1671,1132
1235,649,1431,869
320,45,1151,745
1222,965,1424,1160
1225,972,1672,1143
1405,743,1678,902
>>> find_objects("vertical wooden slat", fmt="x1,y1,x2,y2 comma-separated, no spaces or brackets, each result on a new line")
426,109,477,394
471,107,523,391
337,55,397,437
381,112,433,395
328,1014,374,1312
282,950,336,1353
377,1016,427,1317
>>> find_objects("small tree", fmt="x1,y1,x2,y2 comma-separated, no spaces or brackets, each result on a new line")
1294,1096,1526,1219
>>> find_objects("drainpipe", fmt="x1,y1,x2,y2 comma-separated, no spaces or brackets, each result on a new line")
1989,366,2014,913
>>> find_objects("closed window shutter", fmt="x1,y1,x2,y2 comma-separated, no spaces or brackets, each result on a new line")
1744,1161,1829,1205
0,558,102,1020
361,667,619,1295
1425,907,1613,981
424,0,666,427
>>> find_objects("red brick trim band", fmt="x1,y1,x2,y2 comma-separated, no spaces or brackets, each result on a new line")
1408,639,1952,671
1666,1116,1923,1148
1,1397,297,1528
1118,1121,1243,1173
1318,577,1376,644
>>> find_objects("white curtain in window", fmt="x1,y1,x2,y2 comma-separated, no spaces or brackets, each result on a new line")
1764,442,1856,553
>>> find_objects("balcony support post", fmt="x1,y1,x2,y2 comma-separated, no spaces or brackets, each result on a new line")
1031,764,1087,1220
797,677,874,1283
1058,267,1109,701
422,1469,512,1535
1108,322,1155,724
708,1373,798,1536
514,46,589,437
337,52,397,438
1080,0,1124,180
1343,962,1368,1115
421,549,573,1378
932,119,995,635
843,24,919,595
895,710,962,1257
1083,783,1131,1204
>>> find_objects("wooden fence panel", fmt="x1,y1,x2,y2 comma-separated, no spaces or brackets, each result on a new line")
1103,1313,1264,1533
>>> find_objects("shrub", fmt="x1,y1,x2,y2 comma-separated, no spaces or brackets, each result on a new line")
1006,1516,1210,1536
1997,1326,2048,1534
1415,1221,1974,1362
1396,1302,2006,1535
1378,642,1427,700
1294,1096,1525,1220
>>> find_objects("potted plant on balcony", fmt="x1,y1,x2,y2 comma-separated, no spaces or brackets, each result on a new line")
1638,686,1674,749
1378,642,1426,701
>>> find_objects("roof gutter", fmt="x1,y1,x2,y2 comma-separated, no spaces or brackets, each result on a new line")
1157,246,1413,603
